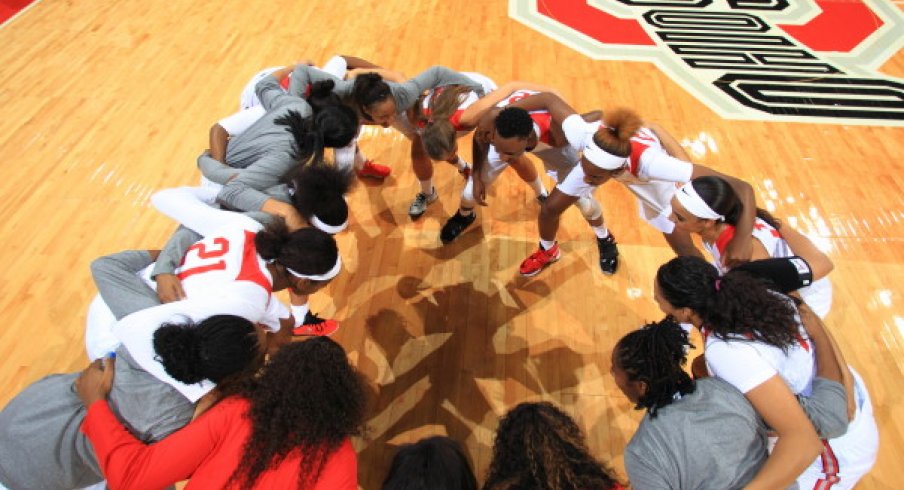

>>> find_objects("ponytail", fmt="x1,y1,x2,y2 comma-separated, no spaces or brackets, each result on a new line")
592,108,642,158
153,315,259,385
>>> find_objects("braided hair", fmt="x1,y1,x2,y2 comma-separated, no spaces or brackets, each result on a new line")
614,319,695,417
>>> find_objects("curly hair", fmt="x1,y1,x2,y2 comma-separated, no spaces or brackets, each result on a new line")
483,402,622,490
688,176,780,229
656,256,799,349
230,337,366,489
494,107,533,139
591,108,642,158
614,319,695,418
286,161,355,230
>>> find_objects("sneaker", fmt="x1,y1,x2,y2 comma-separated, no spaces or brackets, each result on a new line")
597,234,619,275
458,165,472,181
357,160,391,179
408,190,438,218
519,243,561,277
440,211,476,243
293,311,340,336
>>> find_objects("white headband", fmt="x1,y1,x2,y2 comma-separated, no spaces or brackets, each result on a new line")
582,136,628,170
287,255,342,281
310,214,348,234
675,182,724,221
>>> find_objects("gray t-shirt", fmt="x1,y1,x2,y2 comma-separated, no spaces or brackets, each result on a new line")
624,376,846,490
625,377,768,490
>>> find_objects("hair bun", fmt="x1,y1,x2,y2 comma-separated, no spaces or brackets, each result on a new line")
153,322,207,384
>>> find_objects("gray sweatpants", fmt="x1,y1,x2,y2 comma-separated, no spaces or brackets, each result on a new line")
0,251,194,489
0,347,192,489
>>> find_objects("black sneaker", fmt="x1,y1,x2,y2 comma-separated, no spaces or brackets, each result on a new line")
537,193,548,204
440,211,476,244
597,234,619,275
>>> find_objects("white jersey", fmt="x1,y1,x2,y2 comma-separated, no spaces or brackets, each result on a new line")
558,115,693,233
704,218,833,317
703,318,816,396
109,187,293,402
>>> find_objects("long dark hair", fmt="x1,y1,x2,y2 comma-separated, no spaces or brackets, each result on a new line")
382,436,478,490
352,73,393,121
687,175,780,229
286,162,355,231
152,315,260,386
483,402,622,490
230,338,366,489
255,221,339,278
656,256,799,349
274,106,357,164
614,319,695,418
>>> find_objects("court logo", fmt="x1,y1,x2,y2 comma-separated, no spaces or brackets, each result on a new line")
510,0,904,125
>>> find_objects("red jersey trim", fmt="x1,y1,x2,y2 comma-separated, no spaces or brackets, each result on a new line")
714,225,737,255
236,230,273,293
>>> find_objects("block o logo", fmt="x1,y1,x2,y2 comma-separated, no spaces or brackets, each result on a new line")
510,0,904,125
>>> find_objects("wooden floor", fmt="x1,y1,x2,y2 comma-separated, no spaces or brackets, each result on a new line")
1,0,902,488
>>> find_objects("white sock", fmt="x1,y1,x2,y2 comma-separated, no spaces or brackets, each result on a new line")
539,239,556,250
354,147,367,171
592,225,610,239
419,179,434,196
528,177,547,197
290,304,310,325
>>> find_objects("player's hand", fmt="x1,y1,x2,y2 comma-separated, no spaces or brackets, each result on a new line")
75,355,115,407
283,208,306,231
474,178,488,206
156,273,186,303
722,237,752,269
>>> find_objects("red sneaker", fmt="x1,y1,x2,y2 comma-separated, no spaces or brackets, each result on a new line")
357,160,391,179
293,311,340,337
519,243,561,277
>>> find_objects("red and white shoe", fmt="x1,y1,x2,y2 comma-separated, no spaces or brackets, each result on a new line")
293,311,340,337
357,160,391,179
519,243,561,277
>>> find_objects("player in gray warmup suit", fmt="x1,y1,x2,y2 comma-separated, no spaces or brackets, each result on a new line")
289,64,485,218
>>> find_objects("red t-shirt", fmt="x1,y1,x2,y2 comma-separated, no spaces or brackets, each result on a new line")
82,397,357,490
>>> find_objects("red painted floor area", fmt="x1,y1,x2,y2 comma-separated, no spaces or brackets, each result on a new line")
1,0,36,25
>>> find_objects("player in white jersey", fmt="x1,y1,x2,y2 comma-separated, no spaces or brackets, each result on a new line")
656,256,878,489
509,93,757,278
412,75,559,175
84,185,343,359
669,176,835,318
439,91,603,244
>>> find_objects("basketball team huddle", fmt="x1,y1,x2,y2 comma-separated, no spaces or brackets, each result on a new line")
0,55,880,489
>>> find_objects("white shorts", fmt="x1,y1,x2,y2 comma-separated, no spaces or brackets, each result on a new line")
797,368,878,489
557,165,677,233
239,66,283,111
